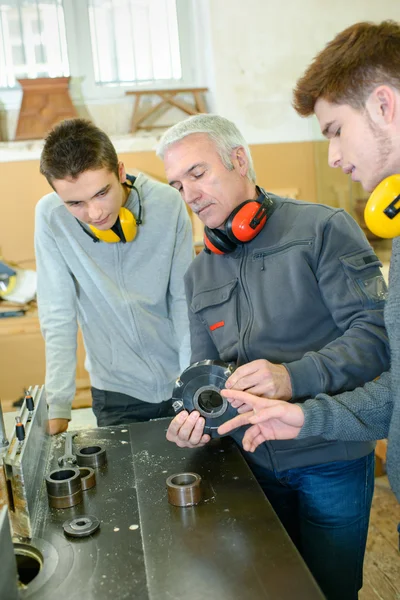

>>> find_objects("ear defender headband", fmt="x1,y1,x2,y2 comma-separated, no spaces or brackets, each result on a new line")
364,174,400,238
81,174,142,244
204,190,273,255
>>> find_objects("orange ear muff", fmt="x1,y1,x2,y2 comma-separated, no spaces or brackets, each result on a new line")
89,206,137,243
225,199,269,244
204,227,237,254
364,174,400,239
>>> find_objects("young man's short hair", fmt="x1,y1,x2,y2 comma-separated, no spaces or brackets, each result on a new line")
293,20,400,116
40,118,119,185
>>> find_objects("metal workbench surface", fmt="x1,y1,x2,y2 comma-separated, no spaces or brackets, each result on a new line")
23,418,323,600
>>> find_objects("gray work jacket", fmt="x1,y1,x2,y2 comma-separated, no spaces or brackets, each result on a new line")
185,195,390,471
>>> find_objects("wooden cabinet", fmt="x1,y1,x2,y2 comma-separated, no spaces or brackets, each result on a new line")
0,310,90,412
15,77,77,141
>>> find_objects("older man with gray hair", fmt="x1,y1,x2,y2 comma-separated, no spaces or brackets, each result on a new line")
157,113,389,600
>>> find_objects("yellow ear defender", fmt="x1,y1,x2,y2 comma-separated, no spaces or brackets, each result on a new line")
80,175,142,244
89,206,137,243
364,174,400,238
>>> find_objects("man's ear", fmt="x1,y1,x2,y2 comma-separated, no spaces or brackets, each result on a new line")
231,146,249,177
118,161,127,183
366,85,396,126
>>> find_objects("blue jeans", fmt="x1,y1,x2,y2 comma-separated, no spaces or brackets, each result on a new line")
249,452,375,600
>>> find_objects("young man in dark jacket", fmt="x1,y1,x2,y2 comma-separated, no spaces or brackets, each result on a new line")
157,113,390,600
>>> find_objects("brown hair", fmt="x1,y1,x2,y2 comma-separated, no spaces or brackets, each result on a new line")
40,118,119,185
293,20,400,116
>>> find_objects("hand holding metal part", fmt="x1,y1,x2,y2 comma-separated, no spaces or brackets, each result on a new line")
167,360,238,447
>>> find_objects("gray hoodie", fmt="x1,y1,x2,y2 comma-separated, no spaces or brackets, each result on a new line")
35,173,193,420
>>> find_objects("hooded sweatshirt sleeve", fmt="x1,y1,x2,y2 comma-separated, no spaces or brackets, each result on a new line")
167,198,194,372
35,196,78,421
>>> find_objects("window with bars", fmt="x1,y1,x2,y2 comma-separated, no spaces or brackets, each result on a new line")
0,0,69,88
0,0,195,92
88,0,182,85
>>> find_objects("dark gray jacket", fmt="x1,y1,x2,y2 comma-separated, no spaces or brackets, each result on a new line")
185,195,390,471
297,236,400,500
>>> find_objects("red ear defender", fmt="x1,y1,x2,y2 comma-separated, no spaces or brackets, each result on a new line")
204,227,238,254
225,193,272,244
203,191,273,254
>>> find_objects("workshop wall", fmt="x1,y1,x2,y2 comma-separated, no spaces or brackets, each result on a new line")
206,0,400,144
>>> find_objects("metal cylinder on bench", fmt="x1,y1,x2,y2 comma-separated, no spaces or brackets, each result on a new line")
45,468,82,509
166,472,202,507
76,445,107,468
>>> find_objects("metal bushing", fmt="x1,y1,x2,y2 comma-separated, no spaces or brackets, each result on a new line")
45,468,82,509
79,467,96,491
75,445,107,468
166,472,202,507
172,360,237,437
63,515,100,538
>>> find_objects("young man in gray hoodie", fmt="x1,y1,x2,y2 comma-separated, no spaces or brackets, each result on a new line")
36,118,193,435
218,21,400,507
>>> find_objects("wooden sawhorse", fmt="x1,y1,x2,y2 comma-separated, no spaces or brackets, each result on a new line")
125,87,208,133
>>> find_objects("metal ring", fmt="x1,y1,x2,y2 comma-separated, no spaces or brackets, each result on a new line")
63,515,100,538
193,384,227,419
75,445,107,468
45,468,82,509
79,467,96,491
166,472,202,507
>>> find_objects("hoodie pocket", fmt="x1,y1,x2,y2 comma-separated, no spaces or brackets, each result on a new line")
191,279,239,355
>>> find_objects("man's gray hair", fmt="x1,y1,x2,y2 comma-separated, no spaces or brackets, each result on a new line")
156,114,256,183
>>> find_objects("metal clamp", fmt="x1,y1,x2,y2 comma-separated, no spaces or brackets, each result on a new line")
166,472,202,507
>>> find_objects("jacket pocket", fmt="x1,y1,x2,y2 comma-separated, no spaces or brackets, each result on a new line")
340,250,388,307
190,279,239,355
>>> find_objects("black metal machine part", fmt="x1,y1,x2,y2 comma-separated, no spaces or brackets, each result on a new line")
172,360,238,436
63,515,100,538
11,420,325,600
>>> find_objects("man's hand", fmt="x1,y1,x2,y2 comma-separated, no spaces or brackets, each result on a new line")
48,418,69,435
166,410,211,448
217,389,304,452
225,359,292,400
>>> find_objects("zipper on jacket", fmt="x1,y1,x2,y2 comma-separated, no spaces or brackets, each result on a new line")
115,244,162,394
238,244,251,364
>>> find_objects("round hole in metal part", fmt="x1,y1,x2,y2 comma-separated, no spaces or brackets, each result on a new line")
49,469,76,481
79,468,90,477
80,446,102,455
13,543,43,586
171,473,197,486
197,389,223,414
76,520,87,527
